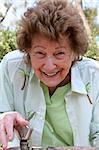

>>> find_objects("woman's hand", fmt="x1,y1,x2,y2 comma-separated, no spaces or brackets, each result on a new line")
0,111,29,149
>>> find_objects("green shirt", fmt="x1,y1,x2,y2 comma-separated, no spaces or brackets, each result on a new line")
41,82,74,147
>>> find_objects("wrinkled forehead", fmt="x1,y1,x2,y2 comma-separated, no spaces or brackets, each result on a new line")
29,33,75,56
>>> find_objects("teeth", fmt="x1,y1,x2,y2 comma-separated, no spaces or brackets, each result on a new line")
47,73,57,76
43,71,59,76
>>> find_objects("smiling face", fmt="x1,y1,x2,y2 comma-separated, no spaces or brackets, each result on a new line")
29,34,75,90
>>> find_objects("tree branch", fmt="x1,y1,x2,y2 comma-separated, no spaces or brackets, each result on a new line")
0,4,12,23
75,0,91,38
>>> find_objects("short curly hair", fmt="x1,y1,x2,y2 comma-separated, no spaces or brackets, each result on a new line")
17,0,88,56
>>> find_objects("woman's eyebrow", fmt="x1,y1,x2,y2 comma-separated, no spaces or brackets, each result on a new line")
33,45,46,49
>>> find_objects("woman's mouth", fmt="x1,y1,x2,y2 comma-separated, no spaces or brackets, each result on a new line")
42,70,60,77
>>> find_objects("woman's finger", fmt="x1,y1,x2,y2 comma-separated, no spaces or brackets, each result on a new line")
15,112,29,127
0,125,8,149
4,117,14,141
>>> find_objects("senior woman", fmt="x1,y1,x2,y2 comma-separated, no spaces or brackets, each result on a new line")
0,0,99,149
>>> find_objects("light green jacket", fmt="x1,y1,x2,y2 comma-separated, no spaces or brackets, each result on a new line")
0,50,99,147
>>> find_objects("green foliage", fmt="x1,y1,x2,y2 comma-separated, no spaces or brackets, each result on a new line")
0,29,16,61
84,8,97,29
85,28,98,59
84,8,98,60
95,25,99,35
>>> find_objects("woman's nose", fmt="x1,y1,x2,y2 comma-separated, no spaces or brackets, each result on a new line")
43,57,56,71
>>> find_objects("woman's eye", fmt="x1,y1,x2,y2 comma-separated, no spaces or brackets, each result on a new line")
55,52,65,59
35,52,46,58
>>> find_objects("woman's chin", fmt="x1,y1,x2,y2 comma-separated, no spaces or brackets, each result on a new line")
42,80,61,88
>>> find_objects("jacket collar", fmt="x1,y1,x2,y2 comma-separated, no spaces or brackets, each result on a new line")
29,68,34,82
29,68,41,84
29,64,87,95
71,64,87,95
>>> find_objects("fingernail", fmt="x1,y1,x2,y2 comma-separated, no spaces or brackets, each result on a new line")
9,136,13,140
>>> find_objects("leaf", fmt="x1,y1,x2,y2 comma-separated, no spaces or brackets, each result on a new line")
19,68,29,77
27,111,36,121
86,82,91,93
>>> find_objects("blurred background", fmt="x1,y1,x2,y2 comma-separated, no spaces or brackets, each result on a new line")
0,0,99,61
